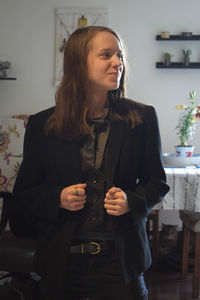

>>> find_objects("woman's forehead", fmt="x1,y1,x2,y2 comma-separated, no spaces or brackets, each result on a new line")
89,31,122,52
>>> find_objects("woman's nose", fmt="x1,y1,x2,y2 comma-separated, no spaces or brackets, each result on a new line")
112,54,123,67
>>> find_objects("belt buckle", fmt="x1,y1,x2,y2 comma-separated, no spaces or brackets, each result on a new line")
89,241,101,255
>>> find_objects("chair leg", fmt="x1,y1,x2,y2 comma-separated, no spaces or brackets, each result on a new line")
181,225,190,279
192,232,200,298
146,210,159,270
151,212,159,269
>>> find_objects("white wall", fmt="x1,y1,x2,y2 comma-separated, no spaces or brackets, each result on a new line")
1,0,200,153
1,0,200,227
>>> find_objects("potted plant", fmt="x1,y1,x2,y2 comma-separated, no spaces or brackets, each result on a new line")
164,52,173,66
175,91,200,157
182,49,192,66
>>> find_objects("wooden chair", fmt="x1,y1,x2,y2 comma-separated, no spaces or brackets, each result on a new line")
0,116,37,298
0,192,37,299
179,210,200,298
146,210,160,269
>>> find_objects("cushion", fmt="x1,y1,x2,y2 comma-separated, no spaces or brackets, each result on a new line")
179,210,200,232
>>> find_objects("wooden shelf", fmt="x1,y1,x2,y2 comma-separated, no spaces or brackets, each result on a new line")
0,77,16,80
156,35,200,41
156,33,200,69
156,62,200,69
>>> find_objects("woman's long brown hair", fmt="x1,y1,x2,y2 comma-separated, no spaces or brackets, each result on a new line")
45,26,128,141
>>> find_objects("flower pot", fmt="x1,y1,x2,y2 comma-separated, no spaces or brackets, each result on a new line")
164,57,171,66
175,145,194,157
183,57,190,66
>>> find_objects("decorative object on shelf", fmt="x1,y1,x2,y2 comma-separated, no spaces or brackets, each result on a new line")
182,49,192,66
161,31,170,39
163,52,173,66
181,32,192,37
0,61,11,78
55,7,109,86
175,90,200,157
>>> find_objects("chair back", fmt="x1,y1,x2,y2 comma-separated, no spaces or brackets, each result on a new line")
0,116,26,193
0,115,38,237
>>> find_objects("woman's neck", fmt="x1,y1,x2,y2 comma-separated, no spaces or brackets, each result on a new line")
87,93,108,119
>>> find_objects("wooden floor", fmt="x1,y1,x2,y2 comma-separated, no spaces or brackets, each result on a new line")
146,270,196,300
0,269,197,300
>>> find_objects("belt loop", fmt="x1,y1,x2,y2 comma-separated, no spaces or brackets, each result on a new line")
81,243,84,254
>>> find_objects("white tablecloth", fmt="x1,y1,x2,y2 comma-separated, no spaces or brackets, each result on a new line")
159,167,200,212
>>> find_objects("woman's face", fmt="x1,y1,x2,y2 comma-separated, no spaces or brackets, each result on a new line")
87,31,123,95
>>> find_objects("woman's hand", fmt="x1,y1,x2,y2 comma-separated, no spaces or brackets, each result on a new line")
60,183,87,211
104,187,130,216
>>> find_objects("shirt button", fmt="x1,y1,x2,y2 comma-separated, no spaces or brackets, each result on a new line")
92,180,97,184
92,196,98,203
91,217,97,221
114,223,119,229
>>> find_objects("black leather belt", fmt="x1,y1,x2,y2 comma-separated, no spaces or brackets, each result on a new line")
70,240,115,256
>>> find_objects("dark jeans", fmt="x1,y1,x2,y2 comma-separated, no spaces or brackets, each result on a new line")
36,253,148,300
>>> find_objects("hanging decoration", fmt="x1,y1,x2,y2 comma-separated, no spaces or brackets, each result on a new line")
78,15,88,28
55,7,109,85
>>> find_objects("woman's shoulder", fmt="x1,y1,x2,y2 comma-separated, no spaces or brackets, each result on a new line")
30,107,55,121
122,98,155,113
27,107,55,132
111,97,155,119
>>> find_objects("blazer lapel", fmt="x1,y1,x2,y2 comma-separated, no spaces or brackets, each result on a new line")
106,120,125,187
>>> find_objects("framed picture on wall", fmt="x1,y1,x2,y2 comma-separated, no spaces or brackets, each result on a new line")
55,7,109,85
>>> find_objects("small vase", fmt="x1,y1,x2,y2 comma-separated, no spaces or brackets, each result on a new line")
164,57,171,66
184,57,190,66
175,145,194,157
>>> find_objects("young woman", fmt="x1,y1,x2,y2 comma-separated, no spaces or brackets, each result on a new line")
13,26,169,300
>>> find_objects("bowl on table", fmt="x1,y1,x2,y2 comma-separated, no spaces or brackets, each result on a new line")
162,153,200,167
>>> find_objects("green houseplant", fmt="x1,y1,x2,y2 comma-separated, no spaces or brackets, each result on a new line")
164,52,173,66
182,49,192,66
175,91,200,156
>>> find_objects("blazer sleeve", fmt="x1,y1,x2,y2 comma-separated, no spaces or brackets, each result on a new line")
12,115,64,224
126,106,169,221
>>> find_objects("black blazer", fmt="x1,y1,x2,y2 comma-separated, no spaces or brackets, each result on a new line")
13,98,169,285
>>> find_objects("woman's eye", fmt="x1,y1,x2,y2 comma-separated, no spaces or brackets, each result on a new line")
100,52,123,60
101,52,111,59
